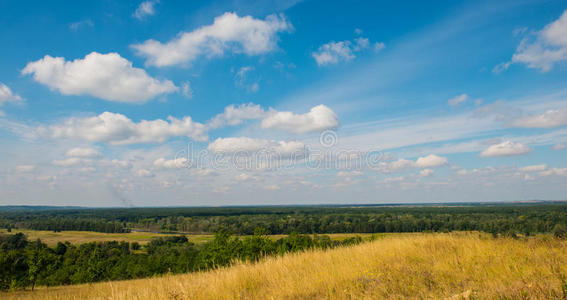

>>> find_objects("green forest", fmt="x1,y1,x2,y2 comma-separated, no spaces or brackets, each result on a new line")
1,203,567,235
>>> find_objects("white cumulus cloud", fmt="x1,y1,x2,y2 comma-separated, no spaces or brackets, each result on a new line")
22,52,178,103
264,184,280,190
498,10,567,72
510,108,567,128
131,12,292,67
208,103,266,129
153,157,188,169
261,104,338,134
137,169,153,177
312,36,384,66
181,81,193,99
0,83,23,115
519,164,547,172
15,165,36,172
479,141,531,157
52,157,85,167
415,154,448,168
375,155,448,173
41,111,207,145
133,0,159,20
539,167,567,177
207,137,305,156
448,94,468,107
65,147,102,158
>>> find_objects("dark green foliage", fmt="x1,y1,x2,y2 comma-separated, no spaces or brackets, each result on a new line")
130,242,140,250
553,223,567,239
1,203,566,235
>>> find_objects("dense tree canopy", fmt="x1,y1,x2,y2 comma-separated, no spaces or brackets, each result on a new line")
1,203,566,235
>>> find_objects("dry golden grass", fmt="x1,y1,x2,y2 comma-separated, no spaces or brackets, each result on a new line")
0,229,182,246
4,232,567,299
0,229,374,246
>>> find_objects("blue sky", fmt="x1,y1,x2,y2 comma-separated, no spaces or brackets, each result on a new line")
1,0,567,206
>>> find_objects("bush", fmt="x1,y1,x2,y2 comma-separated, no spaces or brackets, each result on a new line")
553,224,567,239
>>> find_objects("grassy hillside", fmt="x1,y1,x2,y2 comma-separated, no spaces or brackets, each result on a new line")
4,232,567,299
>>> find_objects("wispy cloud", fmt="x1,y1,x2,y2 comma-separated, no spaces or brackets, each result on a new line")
495,10,567,73
133,0,159,20
312,35,384,66
132,12,292,67
69,19,94,31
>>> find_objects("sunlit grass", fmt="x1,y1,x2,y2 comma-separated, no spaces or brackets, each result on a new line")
0,229,375,246
4,232,567,299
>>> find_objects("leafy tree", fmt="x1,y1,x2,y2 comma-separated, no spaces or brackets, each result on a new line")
553,224,567,239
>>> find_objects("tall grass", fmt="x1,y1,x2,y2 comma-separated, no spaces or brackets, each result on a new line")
4,232,567,299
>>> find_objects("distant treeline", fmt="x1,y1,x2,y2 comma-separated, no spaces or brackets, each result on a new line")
1,204,567,235
0,229,363,291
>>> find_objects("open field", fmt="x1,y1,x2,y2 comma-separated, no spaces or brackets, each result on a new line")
0,229,187,246
0,229,375,246
4,232,567,299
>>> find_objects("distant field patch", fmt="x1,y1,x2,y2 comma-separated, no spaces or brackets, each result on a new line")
0,229,376,246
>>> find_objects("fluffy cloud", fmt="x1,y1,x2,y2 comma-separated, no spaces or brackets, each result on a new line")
22,52,178,103
519,164,547,172
235,173,255,182
234,66,259,92
379,159,414,172
137,169,153,177
498,10,567,72
264,184,280,190
447,94,468,107
106,159,132,169
0,83,23,103
52,157,84,167
539,167,567,177
510,108,567,128
261,104,338,133
479,141,531,157
415,154,448,168
419,169,434,177
0,83,23,115
15,165,35,172
312,36,384,66
181,82,193,99
42,112,207,145
208,103,339,134
69,19,94,31
133,0,158,20
65,147,101,158
208,103,266,129
132,12,291,67
207,137,305,156
336,170,363,177
153,157,188,169
376,155,448,172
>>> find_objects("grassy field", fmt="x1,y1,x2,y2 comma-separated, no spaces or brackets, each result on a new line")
0,229,375,246
4,232,567,299
0,229,190,246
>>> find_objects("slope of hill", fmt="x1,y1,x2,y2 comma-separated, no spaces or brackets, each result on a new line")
4,233,567,299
